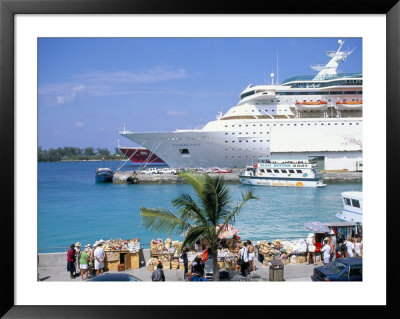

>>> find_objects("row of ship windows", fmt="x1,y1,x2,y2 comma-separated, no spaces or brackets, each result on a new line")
225,155,265,158
277,90,362,95
225,148,269,151
225,140,269,143
224,122,360,128
259,168,303,174
225,132,269,135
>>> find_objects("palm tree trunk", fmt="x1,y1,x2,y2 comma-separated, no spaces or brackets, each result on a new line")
212,246,219,281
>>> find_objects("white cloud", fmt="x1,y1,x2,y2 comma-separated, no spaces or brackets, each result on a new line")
75,122,84,128
39,66,189,103
166,110,187,117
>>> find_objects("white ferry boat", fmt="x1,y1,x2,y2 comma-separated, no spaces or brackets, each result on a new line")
121,39,362,171
238,158,326,187
336,191,362,223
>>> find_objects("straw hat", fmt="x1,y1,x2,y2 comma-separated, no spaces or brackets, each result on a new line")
99,239,105,244
307,233,314,238
85,243,91,248
93,241,100,247
75,242,81,247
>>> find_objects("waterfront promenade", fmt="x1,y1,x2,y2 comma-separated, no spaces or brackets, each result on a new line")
113,170,362,184
38,249,315,282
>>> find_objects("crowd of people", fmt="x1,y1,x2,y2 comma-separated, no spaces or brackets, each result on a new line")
306,230,363,266
66,240,106,280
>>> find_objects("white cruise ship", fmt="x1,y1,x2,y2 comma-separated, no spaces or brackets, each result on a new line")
121,40,362,171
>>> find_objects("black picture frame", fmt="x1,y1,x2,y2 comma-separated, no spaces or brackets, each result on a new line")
1,0,398,317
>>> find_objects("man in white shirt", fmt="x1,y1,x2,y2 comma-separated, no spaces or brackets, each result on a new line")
321,239,331,265
94,241,105,276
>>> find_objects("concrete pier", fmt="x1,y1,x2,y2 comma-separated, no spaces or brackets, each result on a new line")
113,169,362,184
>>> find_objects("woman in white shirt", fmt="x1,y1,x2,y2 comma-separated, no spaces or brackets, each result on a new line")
346,238,355,257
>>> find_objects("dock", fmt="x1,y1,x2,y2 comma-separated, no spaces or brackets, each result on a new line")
113,169,362,184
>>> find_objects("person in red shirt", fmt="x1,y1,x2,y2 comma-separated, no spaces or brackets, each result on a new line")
67,244,76,279
314,238,322,264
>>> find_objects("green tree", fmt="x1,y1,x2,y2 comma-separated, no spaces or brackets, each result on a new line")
84,147,95,156
140,171,257,281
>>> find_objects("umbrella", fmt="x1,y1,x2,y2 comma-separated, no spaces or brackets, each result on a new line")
216,224,240,239
304,221,330,233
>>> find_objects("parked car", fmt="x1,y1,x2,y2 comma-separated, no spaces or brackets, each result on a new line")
158,168,177,175
88,273,141,281
311,257,362,281
140,168,160,174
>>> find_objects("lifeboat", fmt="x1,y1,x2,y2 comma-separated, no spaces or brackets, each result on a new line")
295,100,328,111
335,100,363,110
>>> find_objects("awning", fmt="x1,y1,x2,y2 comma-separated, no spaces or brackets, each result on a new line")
304,221,330,233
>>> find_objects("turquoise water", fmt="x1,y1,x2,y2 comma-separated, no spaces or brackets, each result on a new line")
38,161,362,252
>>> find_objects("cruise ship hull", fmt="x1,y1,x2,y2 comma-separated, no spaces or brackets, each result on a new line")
121,117,362,169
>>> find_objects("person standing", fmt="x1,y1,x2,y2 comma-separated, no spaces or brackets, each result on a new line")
74,242,81,276
346,238,355,258
321,239,332,265
180,247,189,279
85,244,94,276
79,247,90,280
247,240,256,273
239,242,249,276
306,233,317,265
329,230,337,260
354,237,362,257
94,241,105,276
152,263,166,281
67,244,76,279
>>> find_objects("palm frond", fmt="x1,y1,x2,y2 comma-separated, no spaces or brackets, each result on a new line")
178,171,206,196
180,225,207,251
140,207,189,235
172,193,208,225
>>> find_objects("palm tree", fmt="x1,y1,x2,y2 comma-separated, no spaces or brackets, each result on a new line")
140,171,258,281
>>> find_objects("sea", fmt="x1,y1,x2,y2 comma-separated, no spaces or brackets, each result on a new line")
38,161,362,253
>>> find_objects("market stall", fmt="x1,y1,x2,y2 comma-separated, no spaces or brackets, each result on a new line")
147,235,244,272
102,238,141,271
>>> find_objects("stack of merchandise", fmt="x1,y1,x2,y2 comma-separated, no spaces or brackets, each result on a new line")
102,238,140,251
147,257,159,271
171,259,180,270
150,238,183,256
150,239,164,255
258,238,308,265
161,255,171,270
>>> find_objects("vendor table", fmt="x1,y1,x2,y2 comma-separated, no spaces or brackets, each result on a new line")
104,249,140,270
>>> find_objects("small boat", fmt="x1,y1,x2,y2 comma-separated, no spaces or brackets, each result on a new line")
335,191,362,223
211,167,232,174
95,168,114,183
335,100,363,110
238,159,326,187
295,100,328,111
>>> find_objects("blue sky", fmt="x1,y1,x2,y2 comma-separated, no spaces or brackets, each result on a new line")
38,37,362,151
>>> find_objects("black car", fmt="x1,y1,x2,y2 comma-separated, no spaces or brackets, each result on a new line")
88,273,140,281
311,257,362,281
